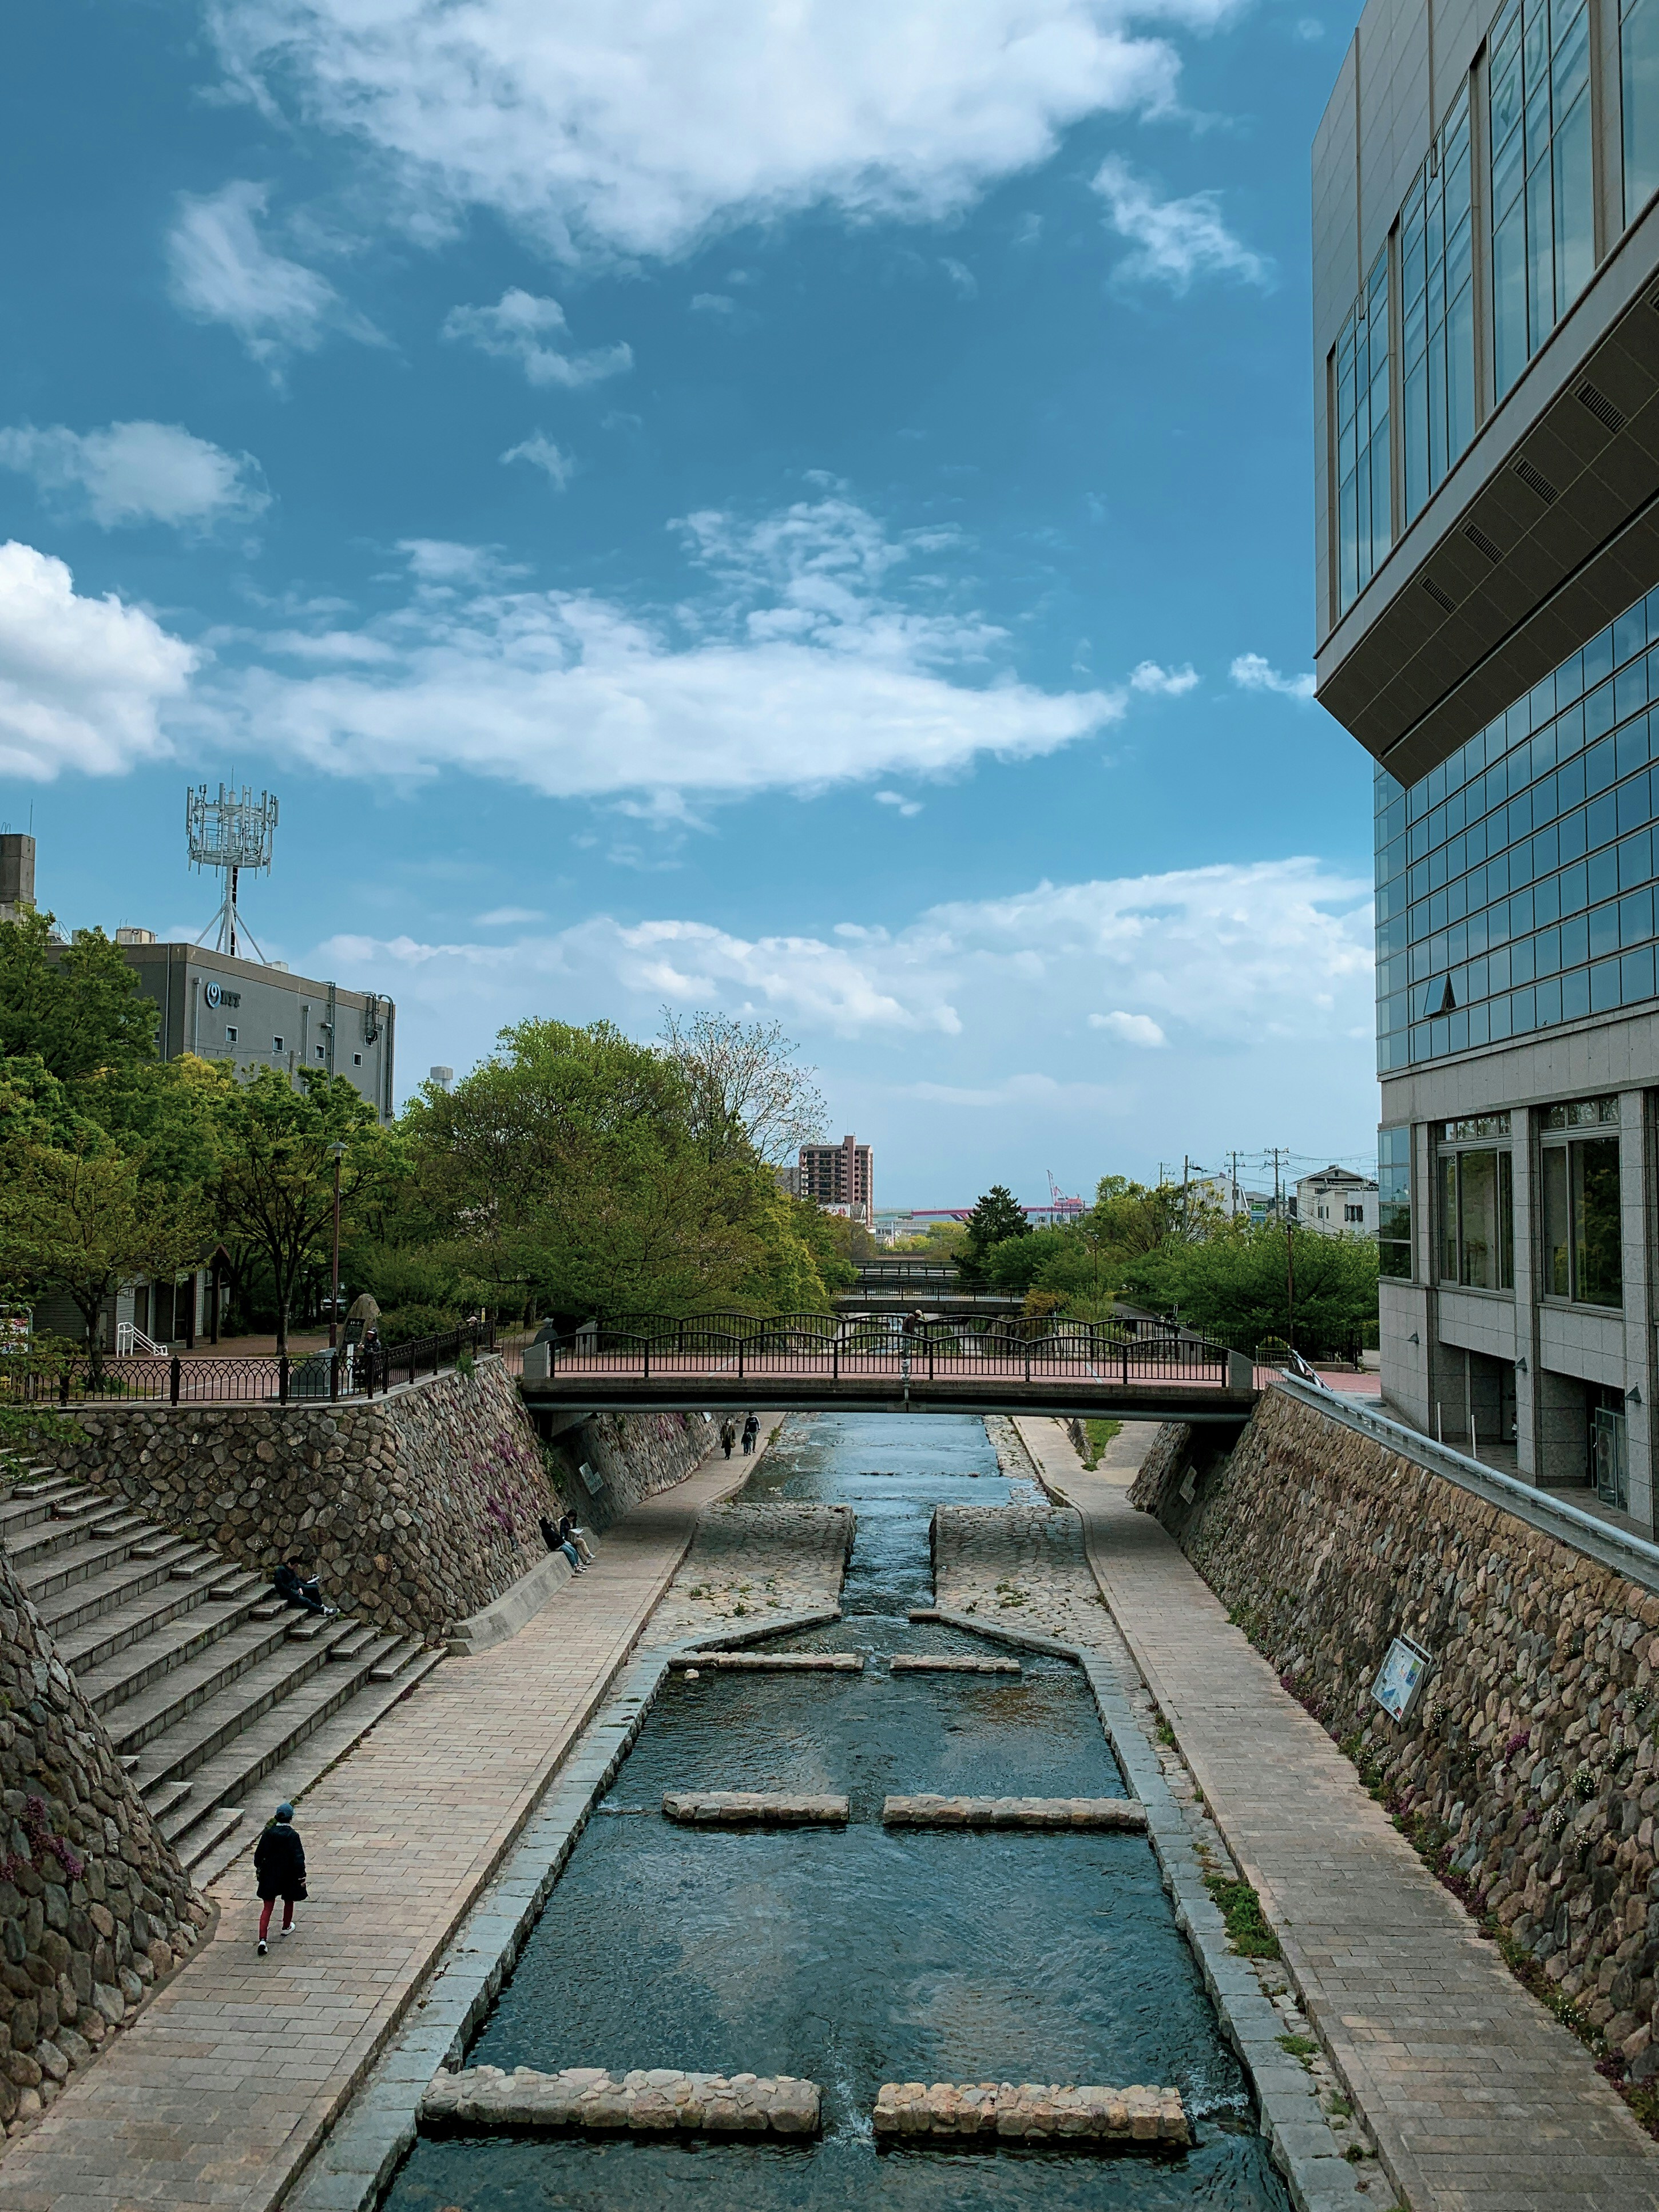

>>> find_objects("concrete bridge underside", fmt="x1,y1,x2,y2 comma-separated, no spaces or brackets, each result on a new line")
520,1372,1258,1425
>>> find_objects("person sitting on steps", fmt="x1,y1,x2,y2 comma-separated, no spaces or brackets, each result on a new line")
254,1801,306,1955
539,1512,583,1575
273,1557,338,1617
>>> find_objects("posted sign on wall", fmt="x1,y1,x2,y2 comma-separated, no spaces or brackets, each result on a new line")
1371,1635,1433,1724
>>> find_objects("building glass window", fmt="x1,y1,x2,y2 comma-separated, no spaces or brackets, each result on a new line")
1401,90,1475,524
1436,1138,1515,1288
1374,583,1659,1073
1335,247,1391,615
1623,0,1659,219
224,1026,238,1044
273,1034,284,1052
1378,1125,1412,1277
1542,1100,1622,1304
1489,0,1595,398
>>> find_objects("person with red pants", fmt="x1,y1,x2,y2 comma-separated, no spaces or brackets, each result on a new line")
254,1802,306,1955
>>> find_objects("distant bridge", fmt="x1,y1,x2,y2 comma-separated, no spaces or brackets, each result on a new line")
517,1315,1259,1425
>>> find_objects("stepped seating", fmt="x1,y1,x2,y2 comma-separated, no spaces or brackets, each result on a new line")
0,1470,444,1881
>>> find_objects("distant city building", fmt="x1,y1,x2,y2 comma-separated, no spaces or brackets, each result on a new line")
1293,1166,1380,1239
430,1066,454,1091
0,832,34,923
797,1135,874,1224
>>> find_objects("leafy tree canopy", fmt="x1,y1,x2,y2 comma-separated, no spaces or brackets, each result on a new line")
1118,1220,1378,1356
0,910,158,1082
957,1185,1029,1282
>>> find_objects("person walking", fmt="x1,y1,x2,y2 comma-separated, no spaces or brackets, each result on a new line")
254,1802,307,1955
741,1412,759,1456
719,1418,737,1459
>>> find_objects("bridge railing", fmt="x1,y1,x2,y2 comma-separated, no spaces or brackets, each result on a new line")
525,1321,1232,1386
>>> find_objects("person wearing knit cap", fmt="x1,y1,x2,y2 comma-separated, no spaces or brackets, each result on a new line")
254,1802,306,1955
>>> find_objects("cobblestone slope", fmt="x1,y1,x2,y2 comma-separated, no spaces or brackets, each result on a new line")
649,1503,854,1642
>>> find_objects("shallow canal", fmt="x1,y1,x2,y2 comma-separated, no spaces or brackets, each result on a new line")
386,1413,1291,2210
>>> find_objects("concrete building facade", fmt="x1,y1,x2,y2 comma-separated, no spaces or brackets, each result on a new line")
1316,0,1659,1520
797,1135,875,1224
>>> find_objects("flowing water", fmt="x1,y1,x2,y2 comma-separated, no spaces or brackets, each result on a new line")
384,1413,1290,2211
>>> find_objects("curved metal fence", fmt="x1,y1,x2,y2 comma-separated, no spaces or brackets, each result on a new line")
0,1321,497,1409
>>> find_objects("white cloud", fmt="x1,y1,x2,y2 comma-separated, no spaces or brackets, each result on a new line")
940,257,978,298
313,857,1375,1178
0,541,197,780
501,432,575,490
208,0,1225,264
1128,658,1198,696
875,789,924,816
475,904,546,926
1091,157,1270,293
1230,652,1316,701
166,180,378,372
0,421,270,532
442,290,632,387
211,495,1132,802
690,293,735,315
1089,1008,1168,1046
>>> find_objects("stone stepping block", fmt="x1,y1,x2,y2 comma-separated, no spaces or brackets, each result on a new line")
889,1655,1020,1675
663,1791,849,1825
872,2079,1188,2147
882,1795,1147,1832
670,1653,863,1671
424,2064,820,2136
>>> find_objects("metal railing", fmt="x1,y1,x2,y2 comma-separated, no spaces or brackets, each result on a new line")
0,1321,497,1409
524,1318,1231,1387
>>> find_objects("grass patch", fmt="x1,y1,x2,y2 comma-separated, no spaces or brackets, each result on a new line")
1276,2033,1319,2068
1081,1419,1122,1470
1204,1875,1281,1959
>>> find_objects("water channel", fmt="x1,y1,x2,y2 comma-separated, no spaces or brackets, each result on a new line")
386,1412,1291,2211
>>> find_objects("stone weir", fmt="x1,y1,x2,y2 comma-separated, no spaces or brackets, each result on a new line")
0,1537,207,2136
28,1363,720,1646
1133,1381,1659,2079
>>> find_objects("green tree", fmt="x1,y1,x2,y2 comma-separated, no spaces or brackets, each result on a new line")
1120,1219,1379,1357
0,1145,211,1379
211,1068,394,1353
984,1223,1101,1299
656,1008,825,1167
407,1018,836,1321
957,1185,1029,1284
0,910,158,1081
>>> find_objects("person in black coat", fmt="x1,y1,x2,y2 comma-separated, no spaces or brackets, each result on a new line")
255,1802,306,1953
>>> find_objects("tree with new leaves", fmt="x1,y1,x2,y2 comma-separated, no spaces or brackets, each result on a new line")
0,910,159,1080
209,1067,396,1354
0,1146,212,1380
956,1185,1029,1284
656,1009,826,1168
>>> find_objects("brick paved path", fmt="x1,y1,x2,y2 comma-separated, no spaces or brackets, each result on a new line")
1020,1417,1659,2212
0,1435,771,2212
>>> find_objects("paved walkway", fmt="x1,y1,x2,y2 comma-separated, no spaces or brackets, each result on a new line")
0,1431,775,2212
1019,1416,1659,2212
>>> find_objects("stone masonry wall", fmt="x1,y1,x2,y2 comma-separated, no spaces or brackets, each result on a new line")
1130,1385,1659,2080
32,1364,719,1644
0,1543,206,2136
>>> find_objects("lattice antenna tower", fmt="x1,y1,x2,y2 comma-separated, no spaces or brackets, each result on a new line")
187,783,279,962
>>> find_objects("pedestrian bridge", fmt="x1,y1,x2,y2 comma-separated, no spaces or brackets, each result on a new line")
517,1313,1260,1425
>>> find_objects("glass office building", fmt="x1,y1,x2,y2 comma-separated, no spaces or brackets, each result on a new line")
1315,0,1659,1529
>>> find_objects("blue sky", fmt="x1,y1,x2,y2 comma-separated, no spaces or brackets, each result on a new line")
0,0,1376,1206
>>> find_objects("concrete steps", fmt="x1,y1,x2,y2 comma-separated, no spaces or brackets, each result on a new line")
0,1467,445,1875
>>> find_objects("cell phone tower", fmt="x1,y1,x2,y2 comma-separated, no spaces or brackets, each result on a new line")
187,782,279,962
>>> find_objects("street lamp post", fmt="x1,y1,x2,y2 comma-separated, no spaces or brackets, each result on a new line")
327,1142,347,1354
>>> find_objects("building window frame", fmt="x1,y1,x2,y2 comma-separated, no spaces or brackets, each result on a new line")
1436,1119,1517,1290
1400,86,1477,525
1539,1094,1622,1305
1379,1124,1414,1278
1489,0,1596,400
1333,245,1392,616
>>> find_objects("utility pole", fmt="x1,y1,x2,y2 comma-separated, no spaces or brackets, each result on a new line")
1286,1212,1296,1353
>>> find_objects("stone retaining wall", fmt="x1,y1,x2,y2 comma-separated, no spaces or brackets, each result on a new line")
0,1544,207,2136
1131,1383,1659,2077
30,1365,716,1645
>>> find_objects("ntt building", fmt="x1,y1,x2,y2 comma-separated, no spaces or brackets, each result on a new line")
1314,0,1659,1522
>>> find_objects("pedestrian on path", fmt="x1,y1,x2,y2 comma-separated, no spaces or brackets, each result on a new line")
255,1802,307,1955
741,1412,759,1455
720,1418,737,1459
